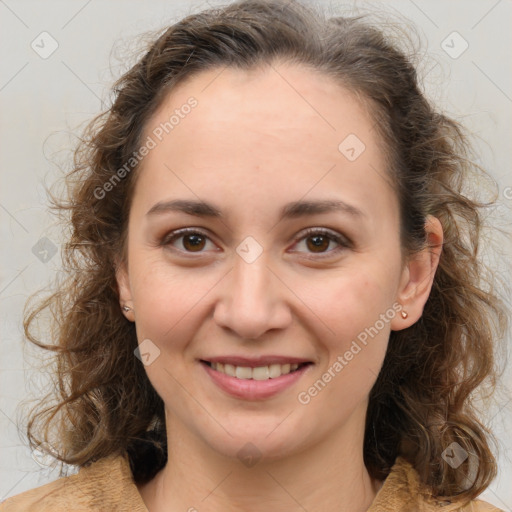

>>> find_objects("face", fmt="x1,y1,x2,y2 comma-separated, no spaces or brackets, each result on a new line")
117,62,428,461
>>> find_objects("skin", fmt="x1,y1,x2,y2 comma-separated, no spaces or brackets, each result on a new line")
116,62,443,512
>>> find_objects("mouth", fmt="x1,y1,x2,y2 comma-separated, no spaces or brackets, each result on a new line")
200,360,312,380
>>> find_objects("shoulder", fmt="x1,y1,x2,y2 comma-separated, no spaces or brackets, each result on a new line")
0,452,147,512
368,456,504,512
438,500,503,512
458,501,506,511
0,472,82,512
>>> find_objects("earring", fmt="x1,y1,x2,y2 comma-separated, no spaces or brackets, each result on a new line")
400,310,408,319
122,305,131,312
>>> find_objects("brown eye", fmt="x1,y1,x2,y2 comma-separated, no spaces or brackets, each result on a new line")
182,233,206,252
291,228,351,258
306,234,331,253
162,228,216,254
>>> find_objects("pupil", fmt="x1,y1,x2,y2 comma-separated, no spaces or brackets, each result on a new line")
307,235,328,252
184,234,205,251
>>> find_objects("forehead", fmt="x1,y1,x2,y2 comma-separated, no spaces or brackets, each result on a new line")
134,63,395,222
145,62,379,155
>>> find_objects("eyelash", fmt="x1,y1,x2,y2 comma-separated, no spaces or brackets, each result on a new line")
160,227,351,259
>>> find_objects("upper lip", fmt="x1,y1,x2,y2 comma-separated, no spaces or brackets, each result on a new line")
202,356,312,367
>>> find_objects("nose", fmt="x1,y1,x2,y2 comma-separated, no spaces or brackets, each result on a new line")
213,251,292,340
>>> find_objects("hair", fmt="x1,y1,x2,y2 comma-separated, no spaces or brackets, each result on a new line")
22,0,508,504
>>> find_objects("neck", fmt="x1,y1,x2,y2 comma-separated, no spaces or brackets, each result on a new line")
138,405,383,512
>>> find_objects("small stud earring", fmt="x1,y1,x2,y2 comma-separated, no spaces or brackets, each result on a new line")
123,305,131,312
400,310,408,319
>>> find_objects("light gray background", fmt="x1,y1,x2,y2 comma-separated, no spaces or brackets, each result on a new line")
1,0,511,509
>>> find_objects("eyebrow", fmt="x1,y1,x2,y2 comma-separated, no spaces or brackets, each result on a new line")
146,198,365,220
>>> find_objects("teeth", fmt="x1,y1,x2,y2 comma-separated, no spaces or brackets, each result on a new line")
252,366,270,380
224,364,235,377
210,362,303,380
235,366,252,379
269,363,282,378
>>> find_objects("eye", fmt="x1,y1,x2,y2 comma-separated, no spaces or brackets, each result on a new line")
160,227,350,258
291,227,351,258
161,228,217,254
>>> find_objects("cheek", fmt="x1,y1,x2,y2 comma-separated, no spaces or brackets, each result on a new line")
299,272,394,415
307,266,397,362
129,252,218,350
320,266,395,317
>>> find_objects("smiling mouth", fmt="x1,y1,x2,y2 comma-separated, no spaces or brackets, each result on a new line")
201,361,312,380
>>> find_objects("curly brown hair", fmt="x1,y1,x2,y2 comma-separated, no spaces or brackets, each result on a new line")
22,0,508,504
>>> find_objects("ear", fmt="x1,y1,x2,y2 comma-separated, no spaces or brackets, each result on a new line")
390,215,443,330
115,256,135,322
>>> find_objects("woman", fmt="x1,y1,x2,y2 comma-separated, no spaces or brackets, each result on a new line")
1,0,508,510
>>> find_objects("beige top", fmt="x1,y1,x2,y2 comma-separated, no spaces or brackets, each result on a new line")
0,453,502,511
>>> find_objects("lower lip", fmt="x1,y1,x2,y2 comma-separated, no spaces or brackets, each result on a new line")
202,362,311,400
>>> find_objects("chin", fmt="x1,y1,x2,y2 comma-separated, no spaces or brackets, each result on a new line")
199,420,309,464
